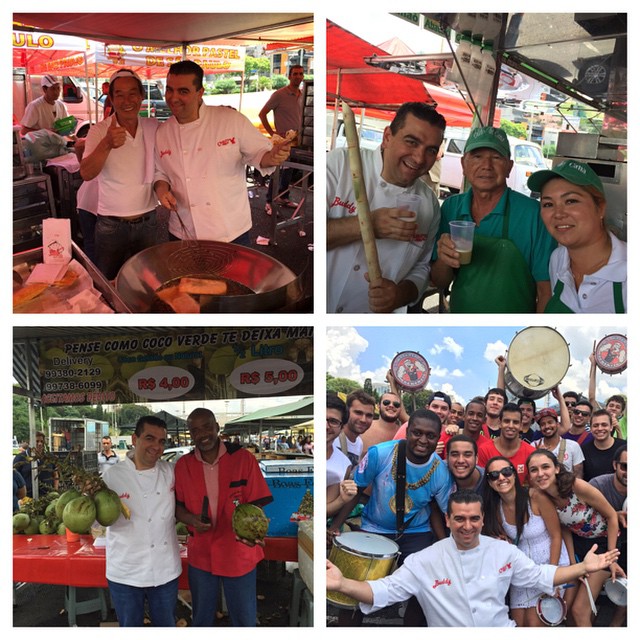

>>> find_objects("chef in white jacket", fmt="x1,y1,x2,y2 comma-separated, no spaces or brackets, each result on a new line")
327,489,620,627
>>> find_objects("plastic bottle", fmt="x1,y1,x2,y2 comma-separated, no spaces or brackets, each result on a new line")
473,13,489,40
467,36,484,99
455,34,473,92
456,13,475,36
446,33,462,85
476,43,497,117
483,13,503,45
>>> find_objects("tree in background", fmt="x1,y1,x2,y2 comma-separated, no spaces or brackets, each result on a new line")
500,119,527,140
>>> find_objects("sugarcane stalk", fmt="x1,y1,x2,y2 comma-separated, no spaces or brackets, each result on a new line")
342,101,382,283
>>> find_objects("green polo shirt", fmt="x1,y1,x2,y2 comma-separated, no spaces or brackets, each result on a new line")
433,187,556,282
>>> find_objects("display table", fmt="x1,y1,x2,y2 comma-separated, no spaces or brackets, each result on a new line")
14,534,299,588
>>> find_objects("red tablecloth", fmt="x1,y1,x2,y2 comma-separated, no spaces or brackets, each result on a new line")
14,535,298,588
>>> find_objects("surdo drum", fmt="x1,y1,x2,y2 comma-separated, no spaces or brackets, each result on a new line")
505,327,570,400
594,334,627,375
327,532,399,609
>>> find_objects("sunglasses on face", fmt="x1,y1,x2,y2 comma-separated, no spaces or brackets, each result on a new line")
616,462,628,471
573,409,591,417
565,402,576,408
326,417,342,429
382,399,401,408
487,466,516,481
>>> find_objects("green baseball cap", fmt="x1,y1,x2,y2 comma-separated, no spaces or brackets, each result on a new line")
464,126,510,158
527,159,605,196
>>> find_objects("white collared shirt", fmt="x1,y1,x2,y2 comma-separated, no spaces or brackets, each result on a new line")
154,103,274,241
549,231,627,313
326,146,440,313
103,452,181,587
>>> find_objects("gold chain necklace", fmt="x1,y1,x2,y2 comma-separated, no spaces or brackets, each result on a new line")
388,443,440,514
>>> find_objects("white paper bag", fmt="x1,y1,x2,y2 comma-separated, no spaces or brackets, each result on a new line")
42,218,71,265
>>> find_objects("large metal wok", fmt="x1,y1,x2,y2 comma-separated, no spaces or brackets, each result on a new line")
115,240,303,313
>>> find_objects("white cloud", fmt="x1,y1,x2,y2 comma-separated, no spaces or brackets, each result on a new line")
484,340,508,362
450,368,465,378
430,336,464,360
326,326,369,379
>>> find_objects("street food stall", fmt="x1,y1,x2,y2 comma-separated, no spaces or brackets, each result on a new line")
13,326,314,626
12,13,314,313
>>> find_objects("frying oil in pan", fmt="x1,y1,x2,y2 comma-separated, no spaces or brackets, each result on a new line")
150,276,255,313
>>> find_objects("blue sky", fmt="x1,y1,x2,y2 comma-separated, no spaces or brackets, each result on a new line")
326,325,627,407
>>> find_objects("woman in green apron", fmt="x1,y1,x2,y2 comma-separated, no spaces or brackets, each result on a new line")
528,160,626,313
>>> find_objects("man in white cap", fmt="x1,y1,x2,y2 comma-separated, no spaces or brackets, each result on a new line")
21,74,69,135
81,68,160,279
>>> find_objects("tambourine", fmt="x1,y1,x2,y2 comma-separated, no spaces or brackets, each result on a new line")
604,577,627,606
536,594,567,626
390,351,430,392
595,334,627,374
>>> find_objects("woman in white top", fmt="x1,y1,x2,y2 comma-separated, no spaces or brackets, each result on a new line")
528,159,626,313
482,455,569,626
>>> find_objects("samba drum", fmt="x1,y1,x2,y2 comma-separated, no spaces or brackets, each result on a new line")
604,577,628,606
595,334,627,375
391,351,430,392
505,327,570,400
536,594,567,626
327,532,399,609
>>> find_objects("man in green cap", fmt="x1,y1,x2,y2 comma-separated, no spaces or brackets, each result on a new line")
430,126,556,313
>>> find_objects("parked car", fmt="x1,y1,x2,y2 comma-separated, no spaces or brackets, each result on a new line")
440,127,548,197
161,446,193,464
98,81,171,120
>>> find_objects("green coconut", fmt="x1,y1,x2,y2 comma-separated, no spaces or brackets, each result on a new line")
24,518,41,535
55,488,82,520
94,489,122,526
57,522,67,536
13,513,31,532
62,496,96,534
231,503,268,543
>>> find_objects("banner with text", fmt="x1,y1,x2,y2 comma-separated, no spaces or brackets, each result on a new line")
39,327,313,406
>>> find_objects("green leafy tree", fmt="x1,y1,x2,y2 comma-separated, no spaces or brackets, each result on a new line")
500,120,527,140
212,78,240,94
272,75,288,90
326,373,361,396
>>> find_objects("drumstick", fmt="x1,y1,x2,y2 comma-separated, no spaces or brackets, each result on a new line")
341,101,382,284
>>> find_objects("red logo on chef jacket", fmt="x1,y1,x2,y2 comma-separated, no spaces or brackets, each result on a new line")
119,492,130,499
432,578,452,589
160,149,171,158
217,137,237,146
498,562,512,574
330,196,356,214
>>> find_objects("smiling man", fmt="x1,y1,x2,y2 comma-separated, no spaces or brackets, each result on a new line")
174,408,272,627
327,102,446,313
431,126,556,313
154,60,291,244
477,403,535,485
339,409,451,626
361,392,404,453
81,68,161,279
102,416,181,627
580,409,626,482
327,489,620,626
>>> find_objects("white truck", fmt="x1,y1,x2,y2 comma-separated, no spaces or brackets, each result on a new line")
440,127,548,197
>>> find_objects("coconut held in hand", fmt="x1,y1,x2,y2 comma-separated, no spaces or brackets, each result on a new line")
231,503,268,543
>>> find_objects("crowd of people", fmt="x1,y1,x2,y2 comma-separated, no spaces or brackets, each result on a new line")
326,101,627,314
20,62,298,279
326,358,627,627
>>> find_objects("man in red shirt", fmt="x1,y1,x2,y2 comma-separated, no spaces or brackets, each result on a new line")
175,408,272,626
477,403,535,485
439,399,490,459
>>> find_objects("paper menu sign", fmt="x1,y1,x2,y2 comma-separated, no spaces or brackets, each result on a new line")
43,218,72,264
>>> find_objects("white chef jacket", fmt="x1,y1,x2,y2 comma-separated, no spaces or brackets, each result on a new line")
103,452,181,587
21,96,68,131
154,103,274,241
327,146,440,313
548,231,627,313
362,535,557,626
84,115,158,217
